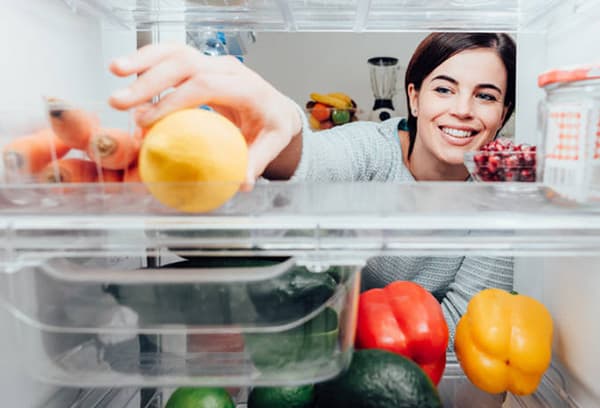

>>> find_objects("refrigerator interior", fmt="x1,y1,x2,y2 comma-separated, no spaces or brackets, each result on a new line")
2,0,600,407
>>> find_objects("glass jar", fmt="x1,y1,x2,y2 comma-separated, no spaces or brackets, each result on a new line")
538,65,600,204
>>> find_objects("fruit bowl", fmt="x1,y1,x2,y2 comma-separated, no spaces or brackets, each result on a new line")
305,92,359,131
464,139,537,182
306,105,358,130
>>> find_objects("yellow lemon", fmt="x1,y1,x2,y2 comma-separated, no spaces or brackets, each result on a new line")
139,109,248,212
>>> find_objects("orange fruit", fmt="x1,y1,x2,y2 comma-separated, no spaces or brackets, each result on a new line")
139,109,248,212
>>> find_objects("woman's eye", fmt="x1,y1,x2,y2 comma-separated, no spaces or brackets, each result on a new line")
434,87,452,95
477,92,498,102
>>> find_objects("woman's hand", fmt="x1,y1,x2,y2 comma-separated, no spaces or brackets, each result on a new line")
108,43,302,185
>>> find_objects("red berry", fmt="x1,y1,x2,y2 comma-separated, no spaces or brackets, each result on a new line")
473,152,487,165
487,154,501,172
523,152,536,167
503,155,519,169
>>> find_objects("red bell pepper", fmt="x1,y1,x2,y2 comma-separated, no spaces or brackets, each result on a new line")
355,281,449,385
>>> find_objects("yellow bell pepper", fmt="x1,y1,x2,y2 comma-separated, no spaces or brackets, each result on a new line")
454,288,553,396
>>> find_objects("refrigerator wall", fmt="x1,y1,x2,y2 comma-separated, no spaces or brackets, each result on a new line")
514,2,600,405
0,0,107,405
0,1,107,117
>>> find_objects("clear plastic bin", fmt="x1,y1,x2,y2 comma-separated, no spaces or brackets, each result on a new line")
1,254,359,387
1,99,138,189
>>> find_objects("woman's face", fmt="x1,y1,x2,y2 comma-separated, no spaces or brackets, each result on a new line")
408,48,509,165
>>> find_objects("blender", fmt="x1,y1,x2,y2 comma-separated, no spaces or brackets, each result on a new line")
368,57,400,122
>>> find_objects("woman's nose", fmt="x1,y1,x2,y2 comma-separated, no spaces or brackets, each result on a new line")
451,94,473,118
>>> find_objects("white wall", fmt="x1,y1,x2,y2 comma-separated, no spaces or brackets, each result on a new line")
244,32,427,120
0,0,108,405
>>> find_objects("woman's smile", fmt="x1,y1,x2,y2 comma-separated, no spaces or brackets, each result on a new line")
439,125,480,146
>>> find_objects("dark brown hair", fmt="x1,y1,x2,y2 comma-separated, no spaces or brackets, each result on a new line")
404,32,516,158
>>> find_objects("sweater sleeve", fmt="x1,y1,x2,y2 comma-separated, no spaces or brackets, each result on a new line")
442,256,514,349
290,106,409,182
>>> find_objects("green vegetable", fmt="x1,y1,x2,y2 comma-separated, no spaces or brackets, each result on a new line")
248,385,315,408
331,109,351,125
165,387,235,408
315,349,442,408
245,307,338,372
247,266,337,321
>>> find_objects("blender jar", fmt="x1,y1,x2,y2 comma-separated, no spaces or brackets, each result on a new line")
538,64,600,204
368,57,400,122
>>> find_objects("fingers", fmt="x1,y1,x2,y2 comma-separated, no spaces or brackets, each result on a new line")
133,82,209,127
245,131,287,182
110,58,194,111
109,43,183,77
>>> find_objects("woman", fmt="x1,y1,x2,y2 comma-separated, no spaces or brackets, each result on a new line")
109,32,516,345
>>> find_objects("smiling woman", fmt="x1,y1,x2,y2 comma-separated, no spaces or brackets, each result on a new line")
108,32,516,347
404,33,516,180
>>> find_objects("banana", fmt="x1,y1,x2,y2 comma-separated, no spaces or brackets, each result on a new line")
308,114,321,130
310,92,350,109
328,92,352,106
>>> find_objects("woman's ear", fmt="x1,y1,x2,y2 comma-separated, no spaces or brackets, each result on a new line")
407,83,419,117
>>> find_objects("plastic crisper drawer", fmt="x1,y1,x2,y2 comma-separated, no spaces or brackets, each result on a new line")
0,254,359,387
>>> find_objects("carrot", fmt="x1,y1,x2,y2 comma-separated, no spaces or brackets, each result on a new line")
135,126,148,140
47,98,99,150
3,128,71,174
98,168,124,183
123,163,141,182
87,128,141,170
40,158,99,183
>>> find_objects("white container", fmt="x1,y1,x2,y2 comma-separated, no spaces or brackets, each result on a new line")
538,64,600,204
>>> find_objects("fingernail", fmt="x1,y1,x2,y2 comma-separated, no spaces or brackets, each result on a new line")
112,57,131,70
112,88,132,102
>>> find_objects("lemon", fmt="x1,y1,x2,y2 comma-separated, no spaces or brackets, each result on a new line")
139,109,248,212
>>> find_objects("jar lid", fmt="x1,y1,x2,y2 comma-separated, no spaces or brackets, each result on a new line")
538,64,600,87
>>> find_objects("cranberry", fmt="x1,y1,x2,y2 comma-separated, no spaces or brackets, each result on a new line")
503,155,519,169
471,139,537,182
519,169,533,182
522,152,536,167
473,152,488,165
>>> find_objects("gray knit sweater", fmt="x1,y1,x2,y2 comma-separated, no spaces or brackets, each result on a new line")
291,116,514,348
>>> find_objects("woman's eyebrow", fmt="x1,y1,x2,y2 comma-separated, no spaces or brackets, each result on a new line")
431,74,503,95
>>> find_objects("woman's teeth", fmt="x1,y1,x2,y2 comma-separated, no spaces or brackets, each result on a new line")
441,127,474,138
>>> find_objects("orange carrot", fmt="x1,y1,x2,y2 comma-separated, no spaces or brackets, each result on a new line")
39,158,99,183
99,168,124,183
98,168,125,193
3,128,71,174
87,128,141,170
47,98,99,150
123,163,141,183
135,126,148,140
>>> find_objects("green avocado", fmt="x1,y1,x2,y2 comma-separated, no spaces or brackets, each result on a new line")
315,349,442,408
248,384,315,408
